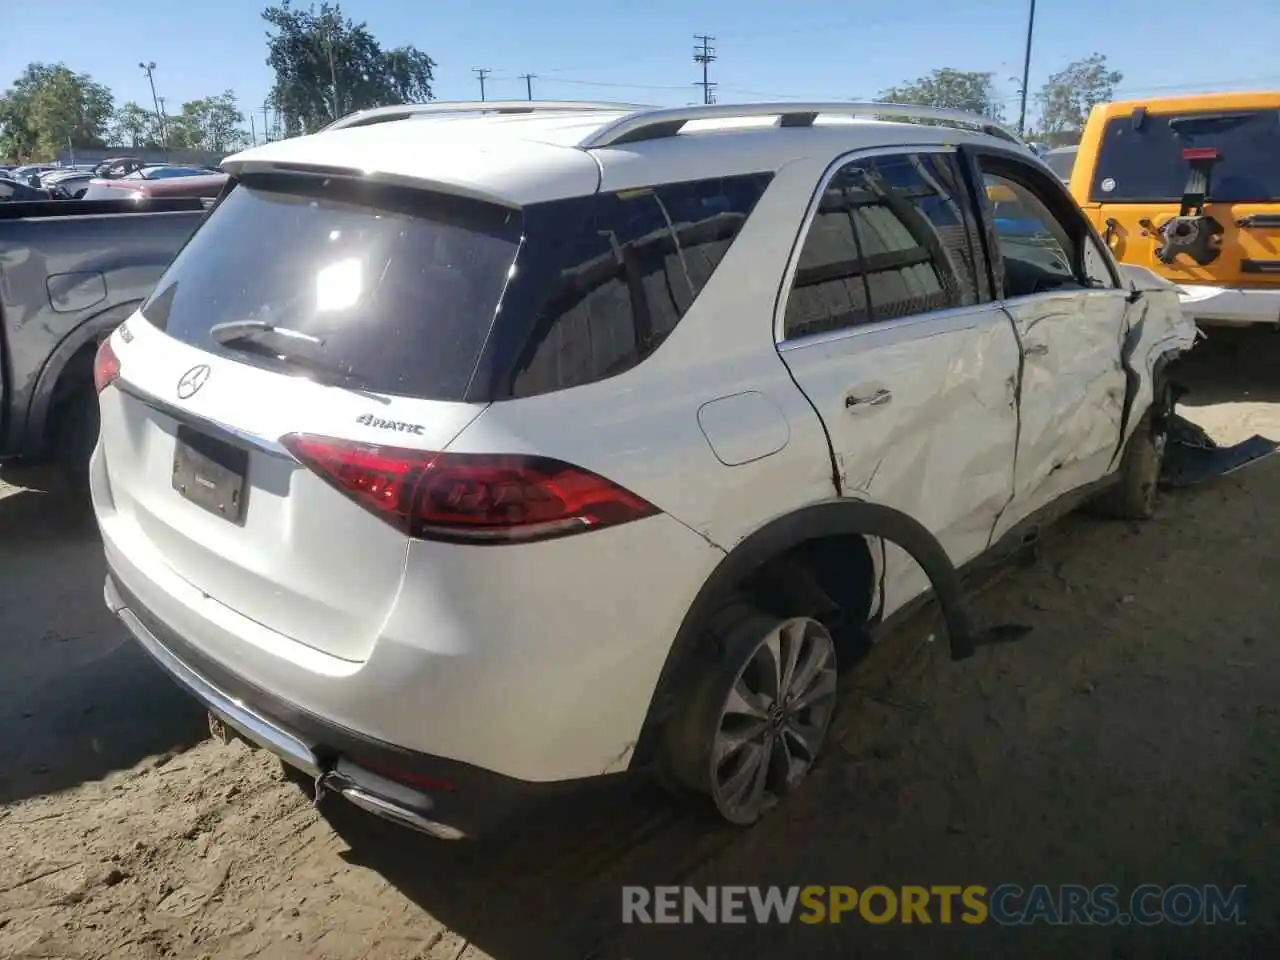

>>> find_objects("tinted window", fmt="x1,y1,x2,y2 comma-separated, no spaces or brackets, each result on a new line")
783,152,978,339
785,180,873,338
508,173,773,398
1091,109,1280,203
142,175,523,401
982,172,1078,297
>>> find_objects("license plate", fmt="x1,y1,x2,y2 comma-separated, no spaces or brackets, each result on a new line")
172,425,249,524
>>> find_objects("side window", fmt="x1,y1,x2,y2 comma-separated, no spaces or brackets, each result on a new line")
510,173,773,397
783,152,980,340
981,171,1080,298
784,176,873,339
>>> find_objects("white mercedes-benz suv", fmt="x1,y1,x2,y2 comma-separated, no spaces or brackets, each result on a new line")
92,100,1196,838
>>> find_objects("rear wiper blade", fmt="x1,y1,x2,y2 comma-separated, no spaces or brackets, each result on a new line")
209,330,377,392
209,319,325,348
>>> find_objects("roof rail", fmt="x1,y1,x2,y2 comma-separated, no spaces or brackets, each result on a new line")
577,101,1025,149
322,100,651,133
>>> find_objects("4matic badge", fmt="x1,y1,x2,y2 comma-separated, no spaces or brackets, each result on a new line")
356,413,425,435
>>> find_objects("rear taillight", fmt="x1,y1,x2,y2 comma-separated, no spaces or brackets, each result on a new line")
279,434,659,544
94,337,121,394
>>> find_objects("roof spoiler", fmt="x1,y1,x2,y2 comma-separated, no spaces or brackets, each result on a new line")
219,158,525,209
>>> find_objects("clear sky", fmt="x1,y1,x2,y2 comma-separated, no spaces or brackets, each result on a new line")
5,0,1280,139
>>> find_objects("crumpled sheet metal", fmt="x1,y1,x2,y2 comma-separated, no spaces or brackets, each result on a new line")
1160,413,1280,488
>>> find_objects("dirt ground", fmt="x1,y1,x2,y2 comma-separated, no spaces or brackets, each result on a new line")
2,327,1280,960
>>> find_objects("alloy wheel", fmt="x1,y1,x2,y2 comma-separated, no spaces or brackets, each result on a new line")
709,616,838,824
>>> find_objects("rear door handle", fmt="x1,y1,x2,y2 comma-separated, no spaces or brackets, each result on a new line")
845,388,892,408
1023,343,1049,357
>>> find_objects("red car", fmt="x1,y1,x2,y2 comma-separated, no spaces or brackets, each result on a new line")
81,172,228,202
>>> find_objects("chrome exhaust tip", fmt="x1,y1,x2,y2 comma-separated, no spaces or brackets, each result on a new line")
338,786,466,840
323,758,468,840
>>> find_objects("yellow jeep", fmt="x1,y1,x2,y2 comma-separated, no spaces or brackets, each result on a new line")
1070,91,1280,326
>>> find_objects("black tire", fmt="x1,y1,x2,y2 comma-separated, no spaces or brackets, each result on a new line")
55,387,100,494
657,601,839,826
1095,392,1171,521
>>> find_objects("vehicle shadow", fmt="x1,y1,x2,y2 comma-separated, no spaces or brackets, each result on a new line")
326,771,742,959
1175,326,1280,406
317,498,1280,960
0,475,206,807
319,595,1277,960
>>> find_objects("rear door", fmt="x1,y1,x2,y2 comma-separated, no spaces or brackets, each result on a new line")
776,148,1022,612
1081,105,1280,286
97,174,526,662
969,149,1131,541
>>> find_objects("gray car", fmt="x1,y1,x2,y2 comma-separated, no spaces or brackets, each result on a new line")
44,171,97,199
1042,146,1078,184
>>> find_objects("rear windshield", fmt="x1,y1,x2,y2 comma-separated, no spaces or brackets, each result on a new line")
141,175,523,401
1090,108,1280,203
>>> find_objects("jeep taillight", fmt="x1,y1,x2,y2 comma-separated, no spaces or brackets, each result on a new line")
94,337,121,394
279,434,659,544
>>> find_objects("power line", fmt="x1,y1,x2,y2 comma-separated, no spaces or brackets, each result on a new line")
519,73,536,100
472,67,491,101
510,75,693,93
693,34,717,105
716,85,817,101
454,68,1280,116
494,14,912,79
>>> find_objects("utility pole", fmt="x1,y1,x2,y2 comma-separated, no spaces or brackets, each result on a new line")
263,102,271,143
693,34,717,105
473,67,491,101
139,61,167,148
1016,0,1037,135
157,97,168,158
250,113,257,146
520,73,536,100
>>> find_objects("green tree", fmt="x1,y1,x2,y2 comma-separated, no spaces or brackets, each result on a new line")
108,102,163,150
263,1,435,136
167,91,249,152
0,63,114,160
1035,53,1122,135
879,68,1006,121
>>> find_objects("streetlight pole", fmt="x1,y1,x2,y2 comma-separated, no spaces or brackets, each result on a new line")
1016,0,1036,136
139,61,167,149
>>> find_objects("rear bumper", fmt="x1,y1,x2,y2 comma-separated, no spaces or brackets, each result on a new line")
104,566,567,838
1177,284,1280,326
92,443,721,783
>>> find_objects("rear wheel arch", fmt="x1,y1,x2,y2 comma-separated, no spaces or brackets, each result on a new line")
26,300,140,460
629,499,975,771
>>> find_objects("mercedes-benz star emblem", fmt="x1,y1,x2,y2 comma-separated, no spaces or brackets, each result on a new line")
176,364,211,400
